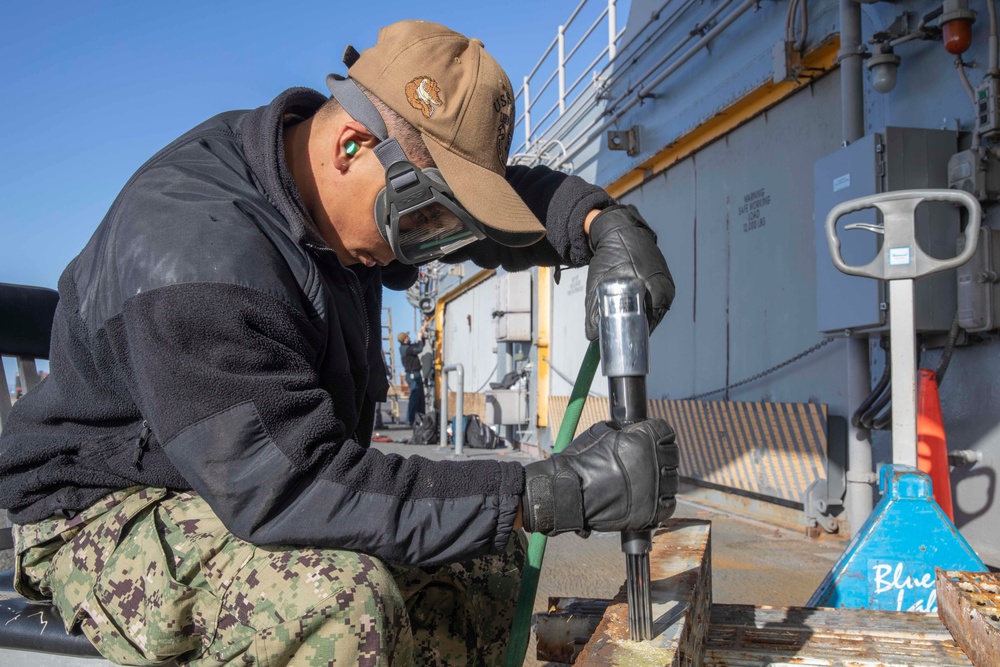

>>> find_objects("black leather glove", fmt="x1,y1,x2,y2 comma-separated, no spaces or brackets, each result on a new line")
521,419,679,536
585,205,675,341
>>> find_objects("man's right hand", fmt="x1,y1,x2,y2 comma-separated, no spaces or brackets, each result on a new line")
521,419,678,536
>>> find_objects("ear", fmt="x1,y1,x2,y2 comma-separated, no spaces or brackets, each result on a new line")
332,121,378,173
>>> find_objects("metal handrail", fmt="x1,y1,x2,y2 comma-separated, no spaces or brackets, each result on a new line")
514,0,625,153
513,0,750,164
527,0,756,173
537,0,700,151
567,48,613,100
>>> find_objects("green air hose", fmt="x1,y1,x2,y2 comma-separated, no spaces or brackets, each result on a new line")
503,340,600,667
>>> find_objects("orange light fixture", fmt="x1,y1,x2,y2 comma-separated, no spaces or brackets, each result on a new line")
940,0,977,55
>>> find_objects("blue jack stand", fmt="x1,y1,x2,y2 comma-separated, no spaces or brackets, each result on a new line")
808,464,985,612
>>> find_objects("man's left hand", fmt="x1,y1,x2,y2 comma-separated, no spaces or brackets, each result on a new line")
584,205,675,341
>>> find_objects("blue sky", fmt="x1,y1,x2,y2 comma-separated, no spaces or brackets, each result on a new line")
1,0,609,387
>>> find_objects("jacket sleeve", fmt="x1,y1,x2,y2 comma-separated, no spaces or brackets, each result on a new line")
444,164,616,270
114,282,523,567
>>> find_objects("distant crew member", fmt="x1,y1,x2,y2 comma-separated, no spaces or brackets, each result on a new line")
399,319,429,425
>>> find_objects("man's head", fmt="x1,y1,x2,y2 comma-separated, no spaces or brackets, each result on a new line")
285,20,545,268
397,332,410,344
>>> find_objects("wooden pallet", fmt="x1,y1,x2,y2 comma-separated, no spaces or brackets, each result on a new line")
535,521,978,666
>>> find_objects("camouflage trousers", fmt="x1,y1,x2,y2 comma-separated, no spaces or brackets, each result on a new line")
13,487,525,667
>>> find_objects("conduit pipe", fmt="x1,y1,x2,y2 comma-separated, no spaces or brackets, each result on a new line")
598,0,702,102
986,0,999,77
551,0,753,171
601,0,735,118
839,0,876,536
839,0,864,144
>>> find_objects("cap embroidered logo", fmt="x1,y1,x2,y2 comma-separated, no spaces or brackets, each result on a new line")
405,76,443,118
494,90,514,169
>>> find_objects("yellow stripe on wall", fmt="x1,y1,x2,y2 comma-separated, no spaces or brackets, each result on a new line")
547,397,827,506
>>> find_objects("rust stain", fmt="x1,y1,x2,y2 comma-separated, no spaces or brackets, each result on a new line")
575,520,712,665
937,569,1000,667
704,604,973,666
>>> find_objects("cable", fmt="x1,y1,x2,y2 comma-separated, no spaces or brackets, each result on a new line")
872,407,892,431
954,55,983,149
785,0,799,44
955,56,978,104
852,345,891,429
542,355,606,397
796,0,809,52
681,337,837,401
471,361,500,394
935,315,962,386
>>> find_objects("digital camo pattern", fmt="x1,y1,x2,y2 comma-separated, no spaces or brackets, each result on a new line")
389,529,524,666
15,487,524,666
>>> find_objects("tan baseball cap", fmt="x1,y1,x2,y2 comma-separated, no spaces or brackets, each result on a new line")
328,20,545,245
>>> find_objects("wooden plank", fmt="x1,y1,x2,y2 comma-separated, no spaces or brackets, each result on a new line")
937,570,1000,667
446,391,487,422
704,604,973,666
575,519,711,666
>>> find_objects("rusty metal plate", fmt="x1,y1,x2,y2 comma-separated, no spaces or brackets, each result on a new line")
937,570,1000,667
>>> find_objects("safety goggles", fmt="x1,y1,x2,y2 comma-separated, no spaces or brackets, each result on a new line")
327,75,486,265
373,157,486,265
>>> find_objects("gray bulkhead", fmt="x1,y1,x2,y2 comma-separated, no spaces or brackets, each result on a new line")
436,0,1000,563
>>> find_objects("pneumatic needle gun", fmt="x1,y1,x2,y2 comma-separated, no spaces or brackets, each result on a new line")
597,278,654,641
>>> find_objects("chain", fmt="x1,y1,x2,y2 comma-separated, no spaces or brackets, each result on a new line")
681,336,838,401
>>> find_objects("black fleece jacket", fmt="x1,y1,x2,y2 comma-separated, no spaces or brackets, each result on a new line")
0,88,613,567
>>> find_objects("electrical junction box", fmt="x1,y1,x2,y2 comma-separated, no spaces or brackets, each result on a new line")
815,127,959,334
948,148,1000,201
495,272,532,342
485,389,528,425
976,78,1000,141
957,228,1000,332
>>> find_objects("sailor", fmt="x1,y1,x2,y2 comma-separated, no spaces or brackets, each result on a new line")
398,319,429,426
0,20,678,666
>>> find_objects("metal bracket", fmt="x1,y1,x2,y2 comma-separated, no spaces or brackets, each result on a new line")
772,40,803,83
607,127,640,156
804,416,848,534
592,71,610,100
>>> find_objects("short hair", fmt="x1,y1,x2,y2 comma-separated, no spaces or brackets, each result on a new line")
397,332,409,343
321,83,434,168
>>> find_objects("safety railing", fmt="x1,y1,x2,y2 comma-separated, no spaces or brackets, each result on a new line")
513,0,629,160
510,0,757,172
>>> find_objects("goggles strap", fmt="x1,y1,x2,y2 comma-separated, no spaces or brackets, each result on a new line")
325,74,390,140
374,139,410,172
328,74,418,184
